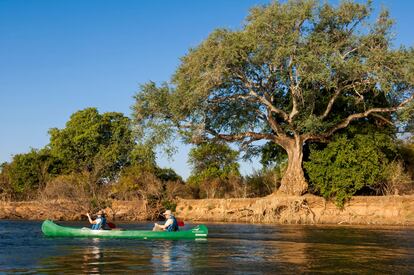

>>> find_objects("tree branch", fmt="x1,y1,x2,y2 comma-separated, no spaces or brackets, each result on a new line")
287,18,306,123
320,88,342,120
339,46,360,60
325,94,414,137
302,133,330,143
266,108,286,137
320,79,373,120
370,113,394,126
288,57,300,122
208,94,253,103
234,72,291,122
212,130,274,142
249,88,290,122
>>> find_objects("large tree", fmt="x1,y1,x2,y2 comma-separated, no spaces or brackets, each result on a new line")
49,108,135,180
133,0,414,195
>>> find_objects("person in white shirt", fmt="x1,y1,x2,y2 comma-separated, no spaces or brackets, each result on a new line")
86,210,106,230
153,210,179,232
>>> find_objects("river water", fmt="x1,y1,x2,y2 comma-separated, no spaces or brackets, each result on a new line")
0,220,413,274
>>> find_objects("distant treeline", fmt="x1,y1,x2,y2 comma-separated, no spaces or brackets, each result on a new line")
1,108,413,209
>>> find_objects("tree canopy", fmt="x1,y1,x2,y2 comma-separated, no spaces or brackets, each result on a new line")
49,108,135,180
133,0,414,195
187,142,240,185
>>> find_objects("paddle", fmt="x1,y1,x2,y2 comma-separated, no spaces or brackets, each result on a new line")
177,220,185,227
107,222,116,229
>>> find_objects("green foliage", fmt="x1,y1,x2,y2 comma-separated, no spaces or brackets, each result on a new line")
7,149,60,199
132,0,414,195
155,168,183,182
132,82,178,155
49,108,134,180
187,142,240,186
161,200,177,212
304,126,396,206
244,168,281,197
398,141,414,171
112,163,185,200
134,0,413,143
0,162,13,199
112,165,159,199
186,142,242,198
260,142,287,169
130,144,157,170
1,107,166,202
379,160,413,195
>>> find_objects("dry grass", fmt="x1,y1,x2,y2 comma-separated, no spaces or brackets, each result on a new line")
39,174,90,201
381,161,414,195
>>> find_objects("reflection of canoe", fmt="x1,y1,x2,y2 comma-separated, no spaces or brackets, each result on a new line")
41,220,208,240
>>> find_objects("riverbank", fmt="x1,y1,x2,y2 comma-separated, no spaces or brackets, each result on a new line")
175,194,414,225
1,195,413,225
0,199,147,221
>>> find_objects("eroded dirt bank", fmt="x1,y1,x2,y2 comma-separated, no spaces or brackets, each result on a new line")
175,194,414,225
1,195,413,225
0,200,147,221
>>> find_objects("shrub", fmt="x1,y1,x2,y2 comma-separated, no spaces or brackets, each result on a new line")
398,142,414,180
198,178,223,199
40,173,90,201
378,160,413,195
165,181,191,199
244,168,281,197
113,165,162,200
304,131,396,207
161,200,177,212
6,149,63,200
113,165,188,219
187,141,242,198
0,163,13,201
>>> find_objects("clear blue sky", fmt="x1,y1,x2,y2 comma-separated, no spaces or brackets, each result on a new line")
1,0,413,179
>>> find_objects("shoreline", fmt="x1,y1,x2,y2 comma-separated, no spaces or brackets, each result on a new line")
1,194,413,226
175,194,414,226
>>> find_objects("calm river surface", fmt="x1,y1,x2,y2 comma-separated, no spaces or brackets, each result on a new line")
0,220,413,274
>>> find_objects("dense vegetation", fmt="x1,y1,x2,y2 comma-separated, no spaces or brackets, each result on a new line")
133,0,414,196
304,125,412,206
1,1,414,209
1,110,413,208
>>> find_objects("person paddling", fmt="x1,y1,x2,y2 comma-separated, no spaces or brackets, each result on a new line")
153,210,179,232
86,210,107,230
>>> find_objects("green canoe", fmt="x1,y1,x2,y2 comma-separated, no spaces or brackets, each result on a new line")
41,220,208,240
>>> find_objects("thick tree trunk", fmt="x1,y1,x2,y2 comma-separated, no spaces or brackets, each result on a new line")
278,136,308,195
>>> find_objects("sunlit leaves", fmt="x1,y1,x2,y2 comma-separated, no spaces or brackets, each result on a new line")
49,108,134,179
187,142,240,186
304,126,396,206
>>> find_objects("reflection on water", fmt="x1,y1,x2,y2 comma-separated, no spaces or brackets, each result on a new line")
81,240,103,274
0,220,413,274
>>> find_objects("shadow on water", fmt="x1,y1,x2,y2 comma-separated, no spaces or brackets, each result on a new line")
0,220,413,274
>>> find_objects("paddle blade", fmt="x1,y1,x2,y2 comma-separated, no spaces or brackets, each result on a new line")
177,220,185,227
107,222,116,229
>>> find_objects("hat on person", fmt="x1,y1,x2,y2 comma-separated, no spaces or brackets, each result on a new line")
163,210,172,216
97,210,105,215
